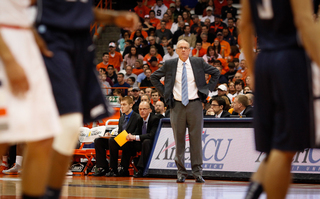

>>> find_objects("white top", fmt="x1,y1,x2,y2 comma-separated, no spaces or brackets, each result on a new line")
227,92,238,102
201,15,215,23
153,4,168,20
173,58,199,101
163,52,179,62
202,54,223,63
216,111,223,118
0,0,33,27
170,23,179,34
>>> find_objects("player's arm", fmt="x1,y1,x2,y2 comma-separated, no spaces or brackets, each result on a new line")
291,0,320,67
93,9,139,32
0,31,29,97
239,0,255,89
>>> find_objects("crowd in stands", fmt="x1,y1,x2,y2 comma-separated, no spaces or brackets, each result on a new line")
95,0,255,118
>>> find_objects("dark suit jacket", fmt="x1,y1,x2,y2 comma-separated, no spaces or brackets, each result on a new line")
150,57,220,108
205,110,230,118
231,106,254,117
132,113,160,141
118,111,141,134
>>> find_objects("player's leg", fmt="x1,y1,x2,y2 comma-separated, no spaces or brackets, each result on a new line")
263,149,295,199
21,138,53,198
44,113,82,199
244,158,267,199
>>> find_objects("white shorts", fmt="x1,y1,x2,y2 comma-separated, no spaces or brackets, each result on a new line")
0,28,61,143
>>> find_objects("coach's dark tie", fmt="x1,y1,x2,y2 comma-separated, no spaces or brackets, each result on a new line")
122,115,129,130
181,62,189,106
142,121,147,135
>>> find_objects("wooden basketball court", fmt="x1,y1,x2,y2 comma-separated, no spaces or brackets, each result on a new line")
1,175,320,198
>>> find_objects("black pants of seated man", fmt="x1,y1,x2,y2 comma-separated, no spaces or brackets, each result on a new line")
94,138,110,171
109,137,153,173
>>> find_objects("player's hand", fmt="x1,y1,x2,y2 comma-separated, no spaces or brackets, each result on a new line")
114,12,139,32
32,28,53,57
5,60,29,98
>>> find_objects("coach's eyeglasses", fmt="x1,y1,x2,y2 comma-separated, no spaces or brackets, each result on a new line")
177,47,189,50
211,104,220,107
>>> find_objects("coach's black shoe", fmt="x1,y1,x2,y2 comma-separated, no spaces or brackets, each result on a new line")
133,169,144,178
105,170,116,177
92,168,108,176
114,168,130,177
195,176,205,183
176,176,186,183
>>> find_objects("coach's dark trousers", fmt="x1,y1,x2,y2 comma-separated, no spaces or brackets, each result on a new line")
170,99,203,178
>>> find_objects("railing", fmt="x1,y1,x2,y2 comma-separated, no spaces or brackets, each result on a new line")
90,0,112,36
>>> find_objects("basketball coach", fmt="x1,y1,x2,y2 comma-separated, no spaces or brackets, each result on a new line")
151,40,220,183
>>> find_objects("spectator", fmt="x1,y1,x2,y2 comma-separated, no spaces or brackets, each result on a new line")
155,100,166,117
144,0,156,9
221,95,231,111
146,29,161,44
212,38,225,58
234,79,244,95
200,33,211,50
148,56,160,73
246,93,254,107
163,0,175,10
233,58,239,69
227,18,238,40
213,0,227,15
231,95,253,117
155,21,173,42
140,68,154,87
140,94,156,113
166,7,174,22
163,43,179,62
192,42,206,57
127,87,133,97
196,25,214,43
202,0,214,16
170,15,183,34
195,0,209,15
174,0,186,16
152,0,168,20
221,0,237,20
107,65,118,84
143,46,163,67
127,77,137,88
137,64,149,86
222,12,235,25
122,39,134,58
99,68,106,76
133,59,144,75
216,31,230,57
132,30,145,42
182,11,193,27
222,27,236,46
190,15,202,34
236,59,248,81
206,96,231,117
234,72,243,81
201,6,215,22
172,20,185,44
142,15,154,34
118,32,130,52
123,46,144,68
178,25,196,48
245,75,252,89
243,86,251,94
227,81,237,102
124,66,138,84
229,45,240,61
113,89,123,97
216,65,228,84
203,46,222,63
96,52,109,71
126,102,160,178
210,15,227,35
132,86,142,113
130,22,149,40
149,10,161,28
145,87,153,99
134,0,150,19
151,90,161,105
161,37,169,55
113,73,131,96
99,73,112,96
224,62,237,82
145,36,165,57
156,13,173,30
108,41,123,72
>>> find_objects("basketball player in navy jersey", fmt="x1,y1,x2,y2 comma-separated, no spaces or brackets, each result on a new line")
241,0,320,198
36,1,139,199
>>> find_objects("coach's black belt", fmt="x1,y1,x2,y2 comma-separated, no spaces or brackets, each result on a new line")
174,98,200,102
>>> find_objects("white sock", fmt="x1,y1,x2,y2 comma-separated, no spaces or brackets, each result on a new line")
16,156,23,166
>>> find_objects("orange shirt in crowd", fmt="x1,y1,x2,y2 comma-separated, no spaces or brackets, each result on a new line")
214,0,228,15
150,18,161,28
219,40,231,58
108,51,123,71
143,53,163,72
237,68,248,81
132,68,144,75
146,0,156,8
184,19,194,27
202,42,211,50
130,30,148,40
217,58,229,75
156,20,173,30
163,0,175,8
134,5,150,18
192,48,207,57
96,62,109,71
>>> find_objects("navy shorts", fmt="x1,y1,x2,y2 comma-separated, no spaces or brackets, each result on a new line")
254,48,315,153
38,26,113,123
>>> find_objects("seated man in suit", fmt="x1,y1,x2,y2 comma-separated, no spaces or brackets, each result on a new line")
126,101,160,178
93,96,140,177
205,96,231,118
231,95,254,117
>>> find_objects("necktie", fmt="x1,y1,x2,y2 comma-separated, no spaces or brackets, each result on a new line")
122,115,129,130
181,62,189,106
142,121,147,135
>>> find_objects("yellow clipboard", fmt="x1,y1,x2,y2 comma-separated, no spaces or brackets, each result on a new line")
114,130,128,147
